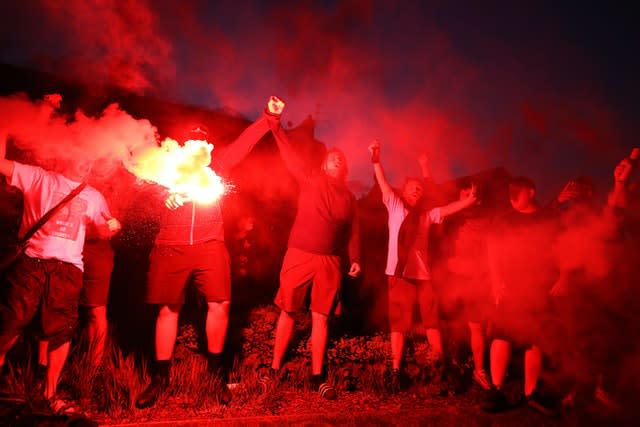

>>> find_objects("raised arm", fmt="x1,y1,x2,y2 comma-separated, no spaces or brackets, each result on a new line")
607,149,637,210
418,153,433,183
268,99,309,182
368,140,394,203
438,183,477,218
212,96,283,174
0,136,16,178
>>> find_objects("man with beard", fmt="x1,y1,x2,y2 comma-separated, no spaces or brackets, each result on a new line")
368,139,477,392
264,99,361,400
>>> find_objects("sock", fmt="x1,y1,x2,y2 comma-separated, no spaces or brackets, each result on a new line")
151,359,171,383
206,352,225,376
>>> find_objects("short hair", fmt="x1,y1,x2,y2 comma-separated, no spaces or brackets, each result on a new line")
509,176,536,192
324,147,346,160
187,124,209,141
457,176,476,191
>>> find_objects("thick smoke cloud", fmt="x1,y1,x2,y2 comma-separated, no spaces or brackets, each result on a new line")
0,92,158,178
1,1,634,201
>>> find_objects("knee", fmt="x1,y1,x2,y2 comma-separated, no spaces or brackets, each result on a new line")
311,311,328,326
86,306,107,325
158,304,181,320
207,301,230,317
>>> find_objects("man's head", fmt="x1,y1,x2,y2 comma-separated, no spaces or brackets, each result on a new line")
509,176,537,212
57,158,93,182
322,148,348,181
401,178,424,208
187,124,209,142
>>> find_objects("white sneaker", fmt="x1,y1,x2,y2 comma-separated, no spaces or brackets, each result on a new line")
473,369,492,390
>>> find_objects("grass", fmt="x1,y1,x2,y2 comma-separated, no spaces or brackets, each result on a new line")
3,304,453,424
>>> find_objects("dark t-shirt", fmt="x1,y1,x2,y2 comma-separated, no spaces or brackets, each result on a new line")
491,207,559,309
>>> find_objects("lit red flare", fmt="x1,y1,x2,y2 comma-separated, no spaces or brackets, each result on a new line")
127,138,225,204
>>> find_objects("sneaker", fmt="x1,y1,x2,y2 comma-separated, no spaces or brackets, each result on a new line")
481,387,509,413
525,390,559,417
135,375,167,409
311,375,337,400
214,380,232,406
473,369,492,391
50,396,84,416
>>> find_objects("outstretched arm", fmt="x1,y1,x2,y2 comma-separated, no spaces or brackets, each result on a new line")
438,183,477,218
368,140,394,204
212,96,283,174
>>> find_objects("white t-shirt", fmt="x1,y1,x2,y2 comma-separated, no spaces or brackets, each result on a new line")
11,163,110,271
384,191,442,280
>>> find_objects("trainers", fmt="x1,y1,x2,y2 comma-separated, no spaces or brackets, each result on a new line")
481,387,509,413
135,375,167,409
311,375,337,400
525,390,559,417
473,369,492,391
214,380,232,405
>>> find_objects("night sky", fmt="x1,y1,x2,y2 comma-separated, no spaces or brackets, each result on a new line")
1,0,638,202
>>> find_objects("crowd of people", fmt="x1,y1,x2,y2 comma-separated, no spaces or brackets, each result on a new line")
0,95,638,419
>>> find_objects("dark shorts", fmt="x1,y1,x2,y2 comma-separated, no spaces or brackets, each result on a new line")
275,248,342,316
146,240,231,305
0,254,83,350
447,273,492,324
80,239,114,307
489,298,550,348
388,276,439,333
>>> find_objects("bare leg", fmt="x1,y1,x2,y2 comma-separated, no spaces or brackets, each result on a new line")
490,339,511,389
205,301,229,354
426,327,443,359
271,311,294,370
524,345,542,396
469,321,485,371
38,340,49,366
155,304,181,360
86,305,108,366
311,311,328,375
391,332,404,370
45,341,70,400
0,336,19,366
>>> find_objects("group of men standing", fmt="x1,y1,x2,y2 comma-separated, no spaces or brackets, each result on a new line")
0,94,637,419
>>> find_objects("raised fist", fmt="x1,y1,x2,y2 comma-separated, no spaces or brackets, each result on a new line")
267,96,285,116
614,158,633,183
368,140,381,163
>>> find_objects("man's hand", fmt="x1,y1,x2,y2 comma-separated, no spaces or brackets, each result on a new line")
165,193,190,210
614,157,633,183
368,140,381,164
267,96,285,116
100,213,122,236
557,180,580,204
418,153,429,167
464,183,478,206
348,262,361,277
